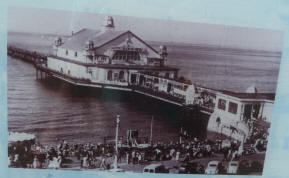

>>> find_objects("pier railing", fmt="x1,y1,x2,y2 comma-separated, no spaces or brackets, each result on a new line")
133,84,186,105
8,46,47,64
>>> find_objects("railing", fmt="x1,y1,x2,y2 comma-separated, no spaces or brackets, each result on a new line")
8,46,47,64
104,80,129,86
133,85,186,104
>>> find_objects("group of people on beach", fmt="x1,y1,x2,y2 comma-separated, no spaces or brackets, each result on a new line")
7,117,269,170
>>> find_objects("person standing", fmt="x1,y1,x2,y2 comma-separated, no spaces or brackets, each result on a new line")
32,155,41,168
175,150,180,161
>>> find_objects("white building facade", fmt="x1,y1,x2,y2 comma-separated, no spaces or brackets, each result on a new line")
207,89,274,142
46,16,178,90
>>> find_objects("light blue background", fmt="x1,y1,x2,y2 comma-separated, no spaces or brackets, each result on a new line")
1,0,289,177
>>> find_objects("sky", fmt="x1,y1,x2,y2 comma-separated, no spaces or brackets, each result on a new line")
8,6,284,51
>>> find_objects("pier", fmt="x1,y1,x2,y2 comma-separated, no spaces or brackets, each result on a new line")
7,46,47,64
7,46,216,113
8,46,48,80
7,45,274,143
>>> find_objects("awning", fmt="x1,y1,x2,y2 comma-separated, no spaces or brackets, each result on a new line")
8,132,35,143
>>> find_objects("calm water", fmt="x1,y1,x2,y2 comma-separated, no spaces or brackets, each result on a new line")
7,33,282,146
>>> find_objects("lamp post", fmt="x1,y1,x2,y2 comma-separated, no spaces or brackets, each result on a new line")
180,127,183,144
113,115,120,169
150,116,154,145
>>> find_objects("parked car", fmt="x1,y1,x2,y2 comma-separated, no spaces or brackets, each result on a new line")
205,161,220,174
143,163,169,173
227,161,239,174
179,161,205,174
205,161,226,175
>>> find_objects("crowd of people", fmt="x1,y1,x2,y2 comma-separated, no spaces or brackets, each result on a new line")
8,133,267,171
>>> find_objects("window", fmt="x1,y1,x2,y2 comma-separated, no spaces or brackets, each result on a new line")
87,55,93,60
74,51,77,57
112,51,140,61
165,72,170,78
114,73,119,81
228,102,238,114
218,99,226,111
65,50,68,55
107,70,112,81
252,104,260,118
119,71,125,81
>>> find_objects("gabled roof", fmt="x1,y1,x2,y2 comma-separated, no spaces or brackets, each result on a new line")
61,28,127,50
60,28,160,55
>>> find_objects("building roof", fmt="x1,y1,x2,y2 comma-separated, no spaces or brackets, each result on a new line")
61,28,127,50
60,28,161,56
219,90,275,101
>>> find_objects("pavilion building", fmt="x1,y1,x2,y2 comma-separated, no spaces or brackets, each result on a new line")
47,16,179,91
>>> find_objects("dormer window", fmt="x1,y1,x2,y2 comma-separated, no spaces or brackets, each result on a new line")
86,40,94,50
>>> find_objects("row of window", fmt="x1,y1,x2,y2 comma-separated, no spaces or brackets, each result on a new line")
64,49,142,61
112,51,140,61
60,67,70,75
65,50,78,57
218,99,238,114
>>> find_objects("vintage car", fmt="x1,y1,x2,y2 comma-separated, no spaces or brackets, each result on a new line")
227,161,239,174
205,161,226,175
143,163,169,173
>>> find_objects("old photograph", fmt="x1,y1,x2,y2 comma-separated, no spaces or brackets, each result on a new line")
7,6,283,175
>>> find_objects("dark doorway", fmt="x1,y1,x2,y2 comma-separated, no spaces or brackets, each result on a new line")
167,83,172,92
119,71,125,81
130,74,137,84
139,75,145,85
244,104,252,122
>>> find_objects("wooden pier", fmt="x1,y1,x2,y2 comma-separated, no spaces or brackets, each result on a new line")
7,46,47,64
8,46,48,80
7,46,215,114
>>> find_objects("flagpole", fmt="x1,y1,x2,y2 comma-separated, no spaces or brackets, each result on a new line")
113,115,120,169
150,116,154,145
180,127,183,144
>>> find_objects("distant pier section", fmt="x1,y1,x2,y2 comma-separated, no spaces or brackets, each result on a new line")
7,46,47,64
